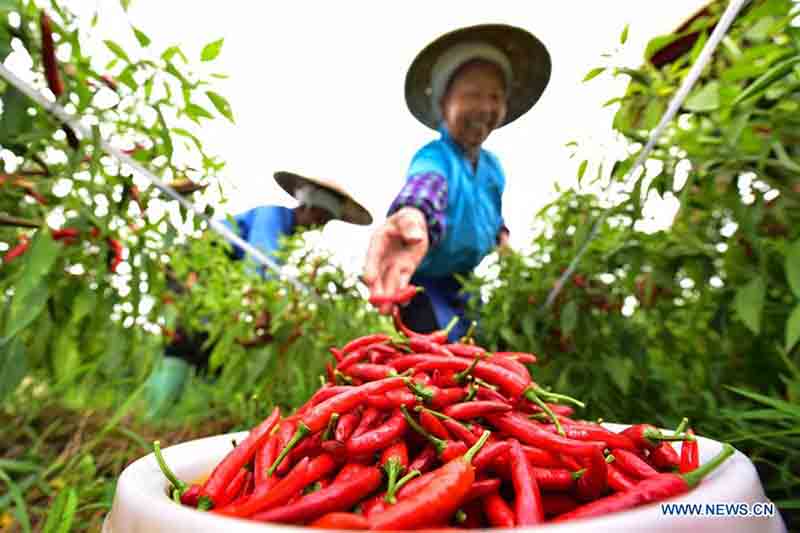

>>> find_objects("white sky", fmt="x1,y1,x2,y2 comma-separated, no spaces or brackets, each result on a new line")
62,0,708,272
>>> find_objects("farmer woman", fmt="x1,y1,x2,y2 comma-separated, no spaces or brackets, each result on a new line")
364,24,551,341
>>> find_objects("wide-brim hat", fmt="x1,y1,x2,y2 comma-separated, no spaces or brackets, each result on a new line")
405,24,551,130
273,171,373,226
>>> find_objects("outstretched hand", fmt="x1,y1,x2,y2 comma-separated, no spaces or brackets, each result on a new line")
363,207,429,315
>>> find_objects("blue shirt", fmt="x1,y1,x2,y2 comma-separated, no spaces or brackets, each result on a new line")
409,125,506,277
223,205,295,276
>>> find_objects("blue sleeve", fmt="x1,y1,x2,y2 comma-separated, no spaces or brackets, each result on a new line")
222,206,286,262
407,143,449,178
240,206,286,259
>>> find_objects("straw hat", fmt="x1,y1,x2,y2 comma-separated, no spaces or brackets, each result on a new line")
405,24,551,130
273,171,373,226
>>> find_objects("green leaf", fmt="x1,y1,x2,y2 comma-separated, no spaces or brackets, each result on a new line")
605,356,634,395
206,90,234,123
162,45,188,63
185,102,214,123
14,231,59,303
620,24,630,45
103,39,131,63
4,284,49,338
0,469,31,533
0,22,12,62
577,160,588,182
684,81,720,112
732,54,800,107
725,385,800,418
132,26,151,47
560,300,578,336
42,487,77,533
0,337,26,401
786,304,800,353
0,87,34,143
786,238,800,298
201,38,224,61
583,67,605,82
119,0,132,11
734,276,765,335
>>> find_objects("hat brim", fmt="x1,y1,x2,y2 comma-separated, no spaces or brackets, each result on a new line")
405,24,551,130
273,171,373,226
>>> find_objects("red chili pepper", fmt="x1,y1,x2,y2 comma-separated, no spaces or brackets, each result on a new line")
462,477,501,502
40,12,64,97
217,469,249,508
472,440,510,471
329,347,344,362
443,401,511,421
574,445,608,501
486,413,603,458
4,237,29,263
611,448,660,479
521,445,563,468
254,433,279,487
345,363,396,382
650,441,680,471
334,410,361,443
253,466,382,524
351,406,382,439
269,377,406,477
540,424,637,451
215,456,311,517
337,344,376,371
508,438,544,525
392,307,455,344
345,409,407,456
179,484,202,507
369,285,420,306
621,424,688,450
273,420,299,475
558,453,584,472
680,429,699,474
444,344,487,358
432,369,459,388
494,351,538,364
483,491,515,528
408,444,437,474
419,409,451,440
542,493,580,517
333,463,368,484
607,461,637,492
554,444,734,522
325,362,335,385
475,386,510,404
199,407,280,507
487,354,531,381
368,431,490,530
381,440,409,503
389,354,439,372
342,334,391,356
406,381,466,408
107,238,124,272
409,337,454,357
310,512,368,530
50,228,80,242
440,418,479,447
401,405,468,461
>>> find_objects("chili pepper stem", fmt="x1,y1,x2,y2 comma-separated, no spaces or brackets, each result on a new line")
454,354,483,383
644,427,693,444
524,388,565,437
406,379,434,401
442,316,459,336
463,430,491,463
267,423,310,477
383,458,404,504
571,468,587,480
197,496,212,510
152,441,186,495
392,469,420,497
675,417,689,435
532,386,586,409
400,405,446,454
465,382,478,401
322,413,339,441
682,443,734,487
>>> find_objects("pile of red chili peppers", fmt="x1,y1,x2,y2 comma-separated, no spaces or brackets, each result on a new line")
154,286,735,529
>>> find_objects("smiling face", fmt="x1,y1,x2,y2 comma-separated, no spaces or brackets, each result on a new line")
440,60,508,157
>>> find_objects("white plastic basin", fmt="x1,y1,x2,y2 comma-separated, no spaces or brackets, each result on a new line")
103,424,787,532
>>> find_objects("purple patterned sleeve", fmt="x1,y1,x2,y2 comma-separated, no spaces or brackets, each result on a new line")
387,171,448,248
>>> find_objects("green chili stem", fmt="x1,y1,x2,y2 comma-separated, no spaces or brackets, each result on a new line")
153,441,186,494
